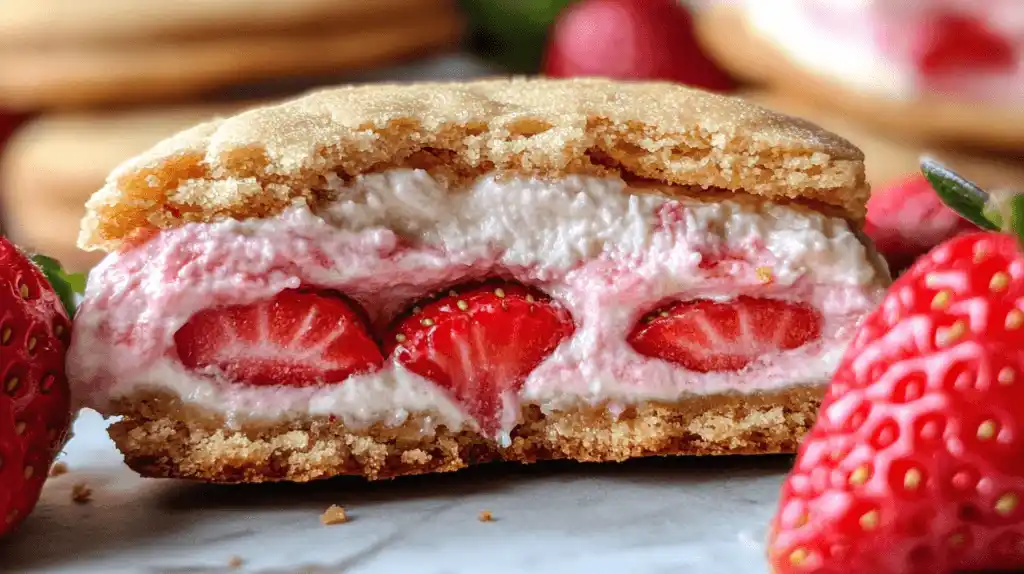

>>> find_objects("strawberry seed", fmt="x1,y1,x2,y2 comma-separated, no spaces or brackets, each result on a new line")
849,465,870,487
39,373,55,394
931,291,952,310
999,368,1016,385
996,493,1019,517
789,548,809,566
859,510,879,531
990,272,1010,292
904,468,923,491
977,420,997,441
1006,309,1024,331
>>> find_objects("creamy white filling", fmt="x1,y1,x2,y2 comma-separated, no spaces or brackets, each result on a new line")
68,171,887,436
741,0,1024,103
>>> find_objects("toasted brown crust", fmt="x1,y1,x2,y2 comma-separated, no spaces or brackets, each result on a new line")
107,385,822,483
78,78,868,253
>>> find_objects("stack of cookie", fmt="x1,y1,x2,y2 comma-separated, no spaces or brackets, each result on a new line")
694,0,1024,192
0,0,465,270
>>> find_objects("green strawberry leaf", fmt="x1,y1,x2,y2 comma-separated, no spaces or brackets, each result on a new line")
30,254,86,319
1012,194,1024,249
920,158,1000,231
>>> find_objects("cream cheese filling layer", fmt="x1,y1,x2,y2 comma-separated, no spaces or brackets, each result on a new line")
68,170,888,436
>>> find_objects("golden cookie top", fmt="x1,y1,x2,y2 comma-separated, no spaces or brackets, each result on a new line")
78,77,868,252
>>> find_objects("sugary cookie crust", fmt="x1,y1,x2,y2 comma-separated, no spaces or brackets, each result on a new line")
78,77,868,252
107,386,822,483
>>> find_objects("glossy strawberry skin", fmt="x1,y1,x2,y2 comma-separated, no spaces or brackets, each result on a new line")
543,0,736,91
174,288,384,387
0,237,72,537
912,13,1016,78
628,297,822,373
769,232,1024,573
385,282,574,436
865,174,979,273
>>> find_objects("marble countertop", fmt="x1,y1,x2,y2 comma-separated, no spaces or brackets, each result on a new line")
1,410,786,573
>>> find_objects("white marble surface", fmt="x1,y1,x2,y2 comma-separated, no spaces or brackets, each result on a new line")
1,410,787,573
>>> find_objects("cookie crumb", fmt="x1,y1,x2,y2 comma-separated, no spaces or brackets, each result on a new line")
228,556,245,569
71,482,92,504
478,510,494,522
49,462,69,477
320,505,349,525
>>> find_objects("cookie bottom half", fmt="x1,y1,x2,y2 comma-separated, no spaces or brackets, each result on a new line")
105,385,823,483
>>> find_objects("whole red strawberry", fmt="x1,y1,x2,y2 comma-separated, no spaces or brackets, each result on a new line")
542,0,737,91
864,173,980,274
0,237,81,537
768,161,1024,573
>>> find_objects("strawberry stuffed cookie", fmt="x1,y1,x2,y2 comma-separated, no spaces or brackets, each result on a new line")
67,78,890,483
696,0,1024,150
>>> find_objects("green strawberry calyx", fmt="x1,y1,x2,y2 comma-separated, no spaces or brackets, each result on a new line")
30,254,86,319
921,157,1024,247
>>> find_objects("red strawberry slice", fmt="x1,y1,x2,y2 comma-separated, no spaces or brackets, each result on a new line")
628,297,822,372
912,13,1016,78
385,282,574,436
865,173,979,274
768,231,1024,573
174,288,384,387
543,0,736,91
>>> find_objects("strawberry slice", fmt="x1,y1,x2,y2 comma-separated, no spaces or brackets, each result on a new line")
628,296,822,372
385,282,574,436
174,288,384,387
912,13,1016,78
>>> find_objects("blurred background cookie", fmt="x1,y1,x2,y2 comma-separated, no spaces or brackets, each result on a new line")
0,106,245,269
0,0,453,46
0,0,464,110
696,0,1024,151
